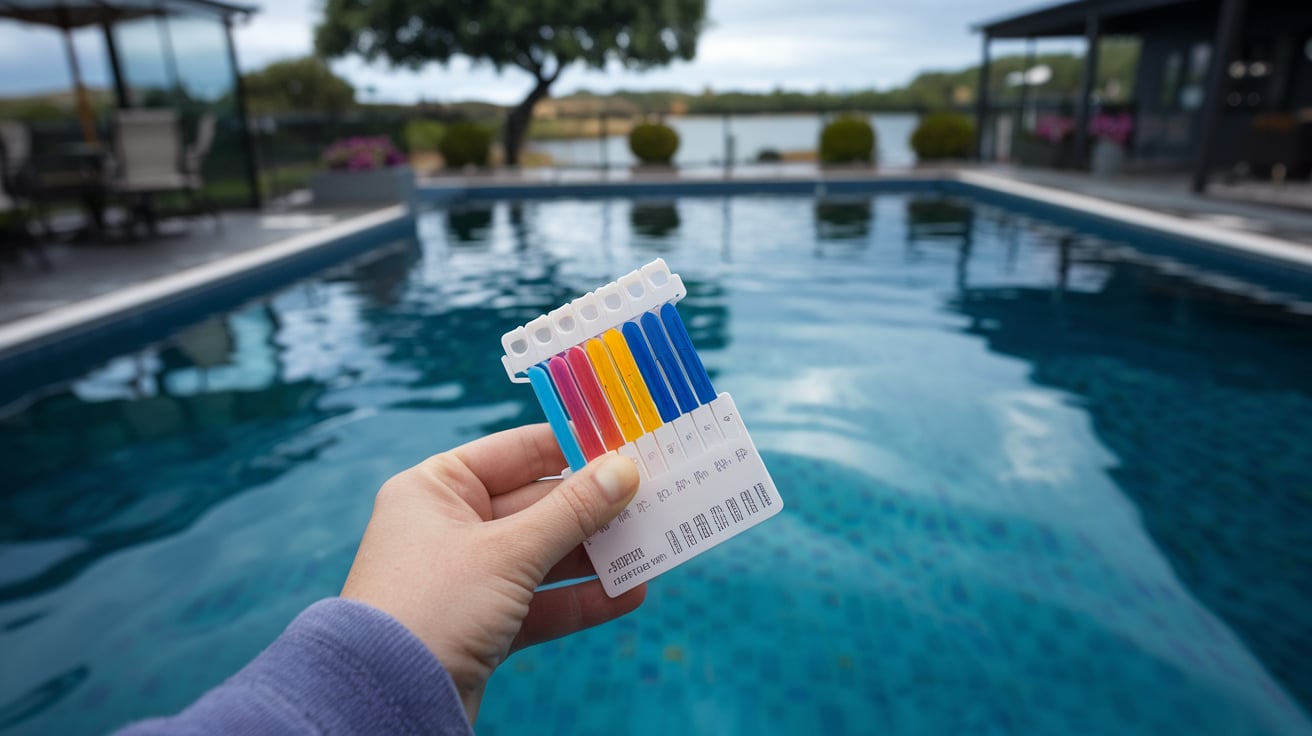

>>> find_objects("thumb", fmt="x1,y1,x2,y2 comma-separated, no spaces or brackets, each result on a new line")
512,455,641,568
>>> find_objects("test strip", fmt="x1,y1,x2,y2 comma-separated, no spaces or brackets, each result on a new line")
584,338,644,443
602,329,663,433
566,347,624,450
527,365,586,472
659,303,716,405
621,321,679,423
640,311,698,415
547,356,606,461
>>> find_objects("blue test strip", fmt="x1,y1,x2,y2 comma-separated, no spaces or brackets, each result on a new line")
641,312,698,414
659,303,716,405
621,321,680,422
527,364,586,472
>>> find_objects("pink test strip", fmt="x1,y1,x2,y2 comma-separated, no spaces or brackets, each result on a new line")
566,347,624,451
547,356,606,460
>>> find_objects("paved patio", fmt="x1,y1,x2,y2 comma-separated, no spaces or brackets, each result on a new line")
0,205,376,325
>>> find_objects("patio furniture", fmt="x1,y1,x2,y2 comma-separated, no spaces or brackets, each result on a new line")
109,109,219,236
0,119,54,272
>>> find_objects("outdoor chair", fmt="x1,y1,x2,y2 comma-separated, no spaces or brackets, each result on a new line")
185,112,216,179
0,119,52,272
110,109,219,236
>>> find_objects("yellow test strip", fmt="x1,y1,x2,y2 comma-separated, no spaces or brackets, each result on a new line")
585,338,644,442
602,328,663,433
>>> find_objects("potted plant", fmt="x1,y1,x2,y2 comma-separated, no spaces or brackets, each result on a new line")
438,121,494,171
1015,115,1076,169
312,135,414,206
1088,112,1133,176
909,112,976,163
819,116,876,167
628,121,680,171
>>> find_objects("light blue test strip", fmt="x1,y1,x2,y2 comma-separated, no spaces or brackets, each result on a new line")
527,364,586,472
659,303,716,405
641,311,698,415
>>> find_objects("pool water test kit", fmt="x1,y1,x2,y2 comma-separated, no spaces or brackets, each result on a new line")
501,259,784,597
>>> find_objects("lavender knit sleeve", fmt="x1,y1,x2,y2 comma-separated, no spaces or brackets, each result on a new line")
117,598,473,735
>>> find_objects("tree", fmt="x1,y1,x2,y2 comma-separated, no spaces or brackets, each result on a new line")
314,0,707,166
243,56,356,113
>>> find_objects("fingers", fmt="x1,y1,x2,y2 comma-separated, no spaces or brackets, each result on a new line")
500,455,641,566
490,478,560,519
511,580,647,652
443,424,567,496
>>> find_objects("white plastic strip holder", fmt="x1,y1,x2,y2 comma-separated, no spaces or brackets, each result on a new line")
500,258,686,382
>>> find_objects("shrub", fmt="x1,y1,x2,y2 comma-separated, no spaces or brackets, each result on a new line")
439,121,494,168
756,148,782,162
321,136,406,171
909,113,976,161
404,119,446,153
628,122,679,165
819,116,875,165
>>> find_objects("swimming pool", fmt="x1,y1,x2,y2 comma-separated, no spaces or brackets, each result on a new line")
2,191,1311,734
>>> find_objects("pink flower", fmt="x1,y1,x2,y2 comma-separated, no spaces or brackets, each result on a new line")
321,135,406,171
1034,116,1075,143
1089,112,1133,146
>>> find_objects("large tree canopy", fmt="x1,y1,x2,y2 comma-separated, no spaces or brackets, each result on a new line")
315,0,706,165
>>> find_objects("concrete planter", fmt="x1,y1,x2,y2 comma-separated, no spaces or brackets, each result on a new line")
1090,139,1126,177
311,166,415,207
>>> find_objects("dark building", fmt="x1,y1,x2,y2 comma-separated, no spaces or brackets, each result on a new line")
975,0,1312,192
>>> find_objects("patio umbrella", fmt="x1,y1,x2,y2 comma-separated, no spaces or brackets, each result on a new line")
0,1,157,144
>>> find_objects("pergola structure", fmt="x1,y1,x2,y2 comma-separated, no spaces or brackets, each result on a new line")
0,0,263,206
973,0,1311,194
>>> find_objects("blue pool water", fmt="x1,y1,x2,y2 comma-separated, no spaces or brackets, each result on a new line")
2,193,1311,735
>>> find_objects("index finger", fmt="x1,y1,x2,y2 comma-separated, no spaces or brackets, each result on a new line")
447,423,569,496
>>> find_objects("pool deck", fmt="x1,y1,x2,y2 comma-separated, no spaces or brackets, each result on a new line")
2,165,1311,364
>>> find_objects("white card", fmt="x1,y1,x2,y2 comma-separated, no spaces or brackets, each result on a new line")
581,393,784,597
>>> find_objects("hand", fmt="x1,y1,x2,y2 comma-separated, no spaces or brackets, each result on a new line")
340,424,645,721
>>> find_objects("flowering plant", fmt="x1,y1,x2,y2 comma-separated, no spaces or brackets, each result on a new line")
322,136,407,171
1088,112,1133,146
1033,115,1075,143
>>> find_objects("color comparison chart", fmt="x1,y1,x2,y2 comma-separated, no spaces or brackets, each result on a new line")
501,259,784,596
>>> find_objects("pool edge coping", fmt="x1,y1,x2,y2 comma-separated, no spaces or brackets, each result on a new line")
949,170,1312,271
0,204,410,362
3,171,1311,363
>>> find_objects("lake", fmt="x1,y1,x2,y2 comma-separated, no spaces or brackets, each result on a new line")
530,113,919,169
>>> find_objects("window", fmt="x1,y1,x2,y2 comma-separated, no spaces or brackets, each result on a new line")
1159,50,1182,108
1179,43,1211,110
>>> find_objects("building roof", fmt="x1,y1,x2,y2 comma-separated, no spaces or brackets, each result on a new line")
0,0,257,28
973,0,1200,38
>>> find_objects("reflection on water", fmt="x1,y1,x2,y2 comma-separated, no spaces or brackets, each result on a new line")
446,204,495,243
629,201,682,239
1,194,1311,735
815,197,873,241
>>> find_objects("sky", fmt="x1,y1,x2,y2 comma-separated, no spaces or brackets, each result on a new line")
0,0,1065,105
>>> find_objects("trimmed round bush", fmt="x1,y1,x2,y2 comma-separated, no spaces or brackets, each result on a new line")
819,116,875,165
404,119,446,153
628,122,680,165
910,112,976,161
439,121,493,168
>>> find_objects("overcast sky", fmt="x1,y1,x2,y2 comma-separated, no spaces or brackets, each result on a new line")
0,0,1066,104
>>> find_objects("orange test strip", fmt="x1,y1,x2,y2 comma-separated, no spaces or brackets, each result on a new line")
601,328,662,433
584,338,643,442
